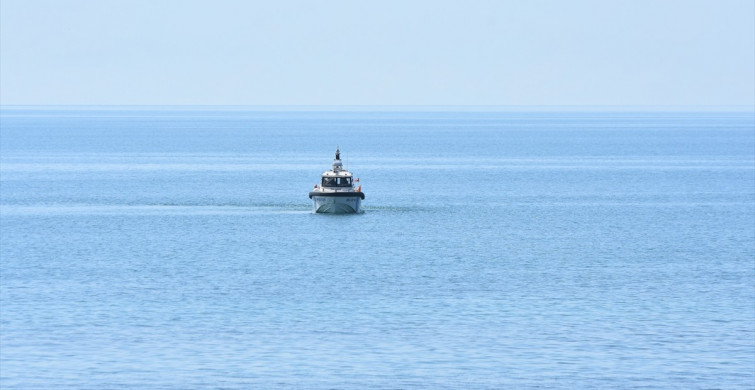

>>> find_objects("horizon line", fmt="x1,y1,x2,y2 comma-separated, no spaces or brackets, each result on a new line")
1,104,753,113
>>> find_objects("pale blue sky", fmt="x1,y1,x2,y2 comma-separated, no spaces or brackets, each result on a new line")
1,0,753,107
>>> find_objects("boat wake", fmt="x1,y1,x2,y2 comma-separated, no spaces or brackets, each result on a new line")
0,202,313,216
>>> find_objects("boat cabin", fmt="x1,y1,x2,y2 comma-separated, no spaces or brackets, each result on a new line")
318,147,355,189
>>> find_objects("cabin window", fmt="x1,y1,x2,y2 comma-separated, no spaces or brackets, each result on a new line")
322,177,352,187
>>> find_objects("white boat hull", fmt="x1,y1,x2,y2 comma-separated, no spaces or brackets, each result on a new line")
312,195,362,214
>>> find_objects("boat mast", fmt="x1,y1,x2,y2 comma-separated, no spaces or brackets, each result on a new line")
332,147,343,172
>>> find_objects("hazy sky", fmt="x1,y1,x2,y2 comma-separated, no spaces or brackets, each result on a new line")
1,0,753,106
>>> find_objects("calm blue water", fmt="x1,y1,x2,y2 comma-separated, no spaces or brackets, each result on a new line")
1,108,754,389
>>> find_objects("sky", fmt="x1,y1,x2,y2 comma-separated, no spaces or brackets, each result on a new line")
1,0,753,107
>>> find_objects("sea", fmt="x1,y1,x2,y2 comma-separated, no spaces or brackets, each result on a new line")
1,107,753,389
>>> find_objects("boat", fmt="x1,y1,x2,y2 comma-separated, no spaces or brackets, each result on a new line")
309,148,365,213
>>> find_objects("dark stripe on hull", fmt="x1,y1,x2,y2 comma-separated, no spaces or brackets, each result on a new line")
309,191,365,199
